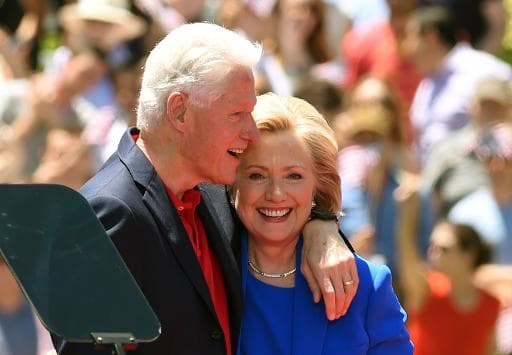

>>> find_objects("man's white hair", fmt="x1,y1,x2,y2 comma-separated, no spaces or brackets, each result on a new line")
137,22,262,130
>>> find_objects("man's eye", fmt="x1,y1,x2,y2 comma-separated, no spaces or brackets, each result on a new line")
249,173,265,180
229,112,242,121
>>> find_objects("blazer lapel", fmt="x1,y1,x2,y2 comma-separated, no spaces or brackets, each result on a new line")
143,178,216,316
197,187,243,341
118,128,215,317
292,240,328,355
198,202,240,292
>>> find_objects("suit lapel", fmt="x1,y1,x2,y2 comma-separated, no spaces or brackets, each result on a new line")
118,128,215,317
198,186,243,347
198,202,238,287
143,177,216,316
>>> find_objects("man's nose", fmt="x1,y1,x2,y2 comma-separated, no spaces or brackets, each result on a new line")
241,113,260,143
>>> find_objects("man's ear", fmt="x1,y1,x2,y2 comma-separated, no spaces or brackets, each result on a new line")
167,92,187,131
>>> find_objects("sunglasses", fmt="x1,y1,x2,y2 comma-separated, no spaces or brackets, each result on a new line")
429,243,455,254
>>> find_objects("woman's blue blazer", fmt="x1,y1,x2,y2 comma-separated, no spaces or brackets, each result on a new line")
240,235,413,355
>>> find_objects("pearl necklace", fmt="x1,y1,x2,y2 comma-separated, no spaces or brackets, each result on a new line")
248,259,296,278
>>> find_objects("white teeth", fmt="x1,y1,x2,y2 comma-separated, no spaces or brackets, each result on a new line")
229,148,244,155
259,208,290,217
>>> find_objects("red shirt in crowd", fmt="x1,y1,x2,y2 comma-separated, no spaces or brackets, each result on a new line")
408,271,500,355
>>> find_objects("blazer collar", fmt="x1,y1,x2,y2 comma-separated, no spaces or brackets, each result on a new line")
117,127,156,188
198,192,243,346
198,185,242,305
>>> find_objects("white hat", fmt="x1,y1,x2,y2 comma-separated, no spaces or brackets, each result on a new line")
473,77,512,106
58,0,146,44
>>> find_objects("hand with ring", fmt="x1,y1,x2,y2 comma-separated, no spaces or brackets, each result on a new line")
343,279,354,286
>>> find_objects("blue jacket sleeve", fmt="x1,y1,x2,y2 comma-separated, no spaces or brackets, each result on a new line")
366,264,414,355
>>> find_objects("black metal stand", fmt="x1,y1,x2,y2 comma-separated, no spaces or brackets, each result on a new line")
91,332,136,355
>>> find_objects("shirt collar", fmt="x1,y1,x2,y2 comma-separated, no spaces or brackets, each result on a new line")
165,186,202,213
435,42,470,77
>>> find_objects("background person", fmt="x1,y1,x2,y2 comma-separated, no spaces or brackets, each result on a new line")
334,76,428,277
422,76,512,217
0,47,106,182
396,183,500,355
447,122,512,353
0,255,54,355
475,264,512,355
403,6,512,166
447,122,512,265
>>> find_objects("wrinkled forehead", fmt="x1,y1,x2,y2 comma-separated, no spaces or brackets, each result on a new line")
243,130,310,160
213,68,256,110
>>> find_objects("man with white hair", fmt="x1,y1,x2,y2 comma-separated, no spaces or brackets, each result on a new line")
52,23,357,355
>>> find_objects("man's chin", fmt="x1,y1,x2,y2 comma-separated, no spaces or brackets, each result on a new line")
217,176,237,186
203,174,237,186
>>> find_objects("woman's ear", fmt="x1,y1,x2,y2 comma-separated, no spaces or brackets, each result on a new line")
166,92,187,131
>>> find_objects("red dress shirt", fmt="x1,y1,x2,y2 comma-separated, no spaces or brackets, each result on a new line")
166,187,232,355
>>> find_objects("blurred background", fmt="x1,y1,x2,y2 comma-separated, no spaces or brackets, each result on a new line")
0,0,511,354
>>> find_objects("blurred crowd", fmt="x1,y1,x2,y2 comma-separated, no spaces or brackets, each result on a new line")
1,0,512,354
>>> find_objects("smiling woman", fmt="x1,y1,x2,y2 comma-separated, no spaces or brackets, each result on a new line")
235,131,317,255
232,93,412,355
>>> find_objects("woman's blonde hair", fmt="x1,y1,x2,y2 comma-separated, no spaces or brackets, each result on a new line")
251,93,341,213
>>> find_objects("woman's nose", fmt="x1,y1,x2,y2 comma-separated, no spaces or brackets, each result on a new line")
265,180,286,202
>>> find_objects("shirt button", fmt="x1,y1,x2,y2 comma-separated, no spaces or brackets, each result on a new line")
210,328,223,340
178,206,184,211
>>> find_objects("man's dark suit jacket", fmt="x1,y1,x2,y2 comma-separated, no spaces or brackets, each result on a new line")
53,127,243,355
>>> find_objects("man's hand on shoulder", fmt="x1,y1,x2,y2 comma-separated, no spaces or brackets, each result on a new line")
301,219,358,320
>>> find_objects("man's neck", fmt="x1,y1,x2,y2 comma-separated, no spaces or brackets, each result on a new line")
136,132,199,199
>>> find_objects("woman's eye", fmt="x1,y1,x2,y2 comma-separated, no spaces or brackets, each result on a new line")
249,173,265,180
288,173,303,180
